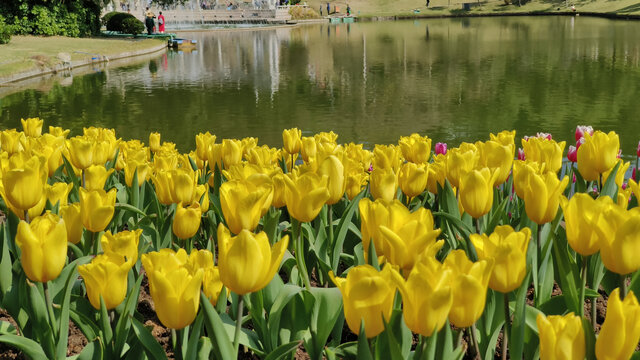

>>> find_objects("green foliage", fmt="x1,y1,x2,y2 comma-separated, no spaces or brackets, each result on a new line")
121,17,145,36
0,16,13,45
106,12,140,33
0,0,103,37
101,11,119,26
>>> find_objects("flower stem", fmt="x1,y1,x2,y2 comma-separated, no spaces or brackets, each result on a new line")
579,256,588,318
621,274,628,299
43,282,58,339
292,219,311,291
468,324,481,359
502,292,510,360
328,204,334,249
91,231,99,255
233,295,244,358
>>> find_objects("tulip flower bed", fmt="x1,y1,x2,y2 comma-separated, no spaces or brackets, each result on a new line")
1,119,640,360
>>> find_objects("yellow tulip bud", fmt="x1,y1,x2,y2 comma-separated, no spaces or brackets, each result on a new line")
203,267,224,305
459,168,499,219
426,154,447,194
329,265,396,338
283,171,330,222
379,208,441,273
446,144,479,189
359,198,407,259
1,154,47,211
345,171,368,200
66,137,94,170
195,132,216,162
372,144,402,173
391,256,453,336
149,132,161,153
1,129,25,154
217,224,289,295
48,126,70,138
521,137,565,174
398,133,432,164
471,225,530,293
577,131,620,181
512,160,545,200
173,202,202,240
398,162,428,199
523,171,569,225
60,203,83,244
220,177,273,234
282,128,302,154
300,136,317,162
444,250,494,328
370,167,398,202
141,248,204,329
15,211,67,283
221,139,242,168
596,205,640,275
79,187,117,233
596,288,640,360
124,160,151,187
21,117,43,137
46,182,73,207
536,312,585,360
318,155,346,205
271,172,286,208
101,229,142,262
489,130,516,158
78,252,133,310
83,165,114,191
477,140,513,186
559,193,610,256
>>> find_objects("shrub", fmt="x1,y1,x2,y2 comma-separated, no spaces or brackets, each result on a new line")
289,6,321,20
0,16,13,44
121,17,145,36
102,11,119,27
106,12,138,32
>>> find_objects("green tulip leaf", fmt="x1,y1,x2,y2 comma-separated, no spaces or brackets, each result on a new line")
197,336,213,360
185,312,205,360
600,161,621,200
510,271,531,360
264,340,301,360
356,319,373,360
200,292,236,359
76,340,103,360
56,262,78,360
332,190,365,273
114,273,144,355
0,224,13,298
582,317,596,360
130,316,169,360
0,334,48,360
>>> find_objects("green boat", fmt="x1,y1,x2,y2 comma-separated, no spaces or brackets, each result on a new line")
342,16,354,23
329,17,341,24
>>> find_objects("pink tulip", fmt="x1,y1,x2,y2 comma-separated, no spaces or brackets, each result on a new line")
368,163,373,172
517,148,525,160
567,145,577,163
572,173,576,183
575,125,594,141
637,141,640,157
617,149,622,159
435,142,447,155
537,132,552,140
575,137,585,149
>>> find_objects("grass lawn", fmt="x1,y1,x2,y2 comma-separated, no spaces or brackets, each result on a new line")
306,0,640,19
0,36,165,80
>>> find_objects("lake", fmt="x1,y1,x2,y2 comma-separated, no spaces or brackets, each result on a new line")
2,16,640,155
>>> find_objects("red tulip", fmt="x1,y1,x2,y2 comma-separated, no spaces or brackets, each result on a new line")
567,145,577,163
575,125,594,141
435,142,447,155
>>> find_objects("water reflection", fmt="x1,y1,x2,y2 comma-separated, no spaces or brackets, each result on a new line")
1,17,640,154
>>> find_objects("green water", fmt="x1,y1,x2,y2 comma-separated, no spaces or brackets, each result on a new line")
2,16,640,155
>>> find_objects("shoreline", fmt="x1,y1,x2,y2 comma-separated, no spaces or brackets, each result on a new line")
357,10,640,21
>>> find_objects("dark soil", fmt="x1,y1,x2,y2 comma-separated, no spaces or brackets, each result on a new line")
67,320,88,356
0,309,23,360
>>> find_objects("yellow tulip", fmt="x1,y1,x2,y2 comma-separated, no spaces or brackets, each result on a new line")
523,171,569,225
282,128,302,154
426,154,447,194
559,193,608,256
444,250,494,328
470,225,530,293
149,132,161,153
66,137,94,170
596,204,640,275
221,139,242,168
379,208,441,273
21,117,43,137
314,131,338,144
595,288,640,360
246,146,278,168
372,144,402,173
124,160,151,187
45,182,73,208
602,159,629,189
521,137,565,174
271,172,286,208
203,267,224,305
195,132,216,162
1,129,25,154
300,136,317,162
345,170,368,200
283,171,330,222
1,154,47,212
398,133,432,164
512,160,546,199
15,211,67,283
173,202,202,240
370,167,398,202
78,252,133,310
445,144,479,189
476,140,513,186
536,312,585,360
152,168,198,205
60,203,83,244
329,265,396,338
220,177,273,234
318,155,346,205
489,130,516,157
217,224,289,295
391,256,453,336
141,248,204,329
398,162,428,199
577,131,620,181
84,165,114,191
459,168,499,219
79,187,117,233
359,198,407,259
49,126,70,138
101,229,142,262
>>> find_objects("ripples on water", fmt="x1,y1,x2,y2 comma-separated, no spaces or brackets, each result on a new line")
1,17,640,154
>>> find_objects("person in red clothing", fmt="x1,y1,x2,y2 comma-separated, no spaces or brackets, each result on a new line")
158,11,166,33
